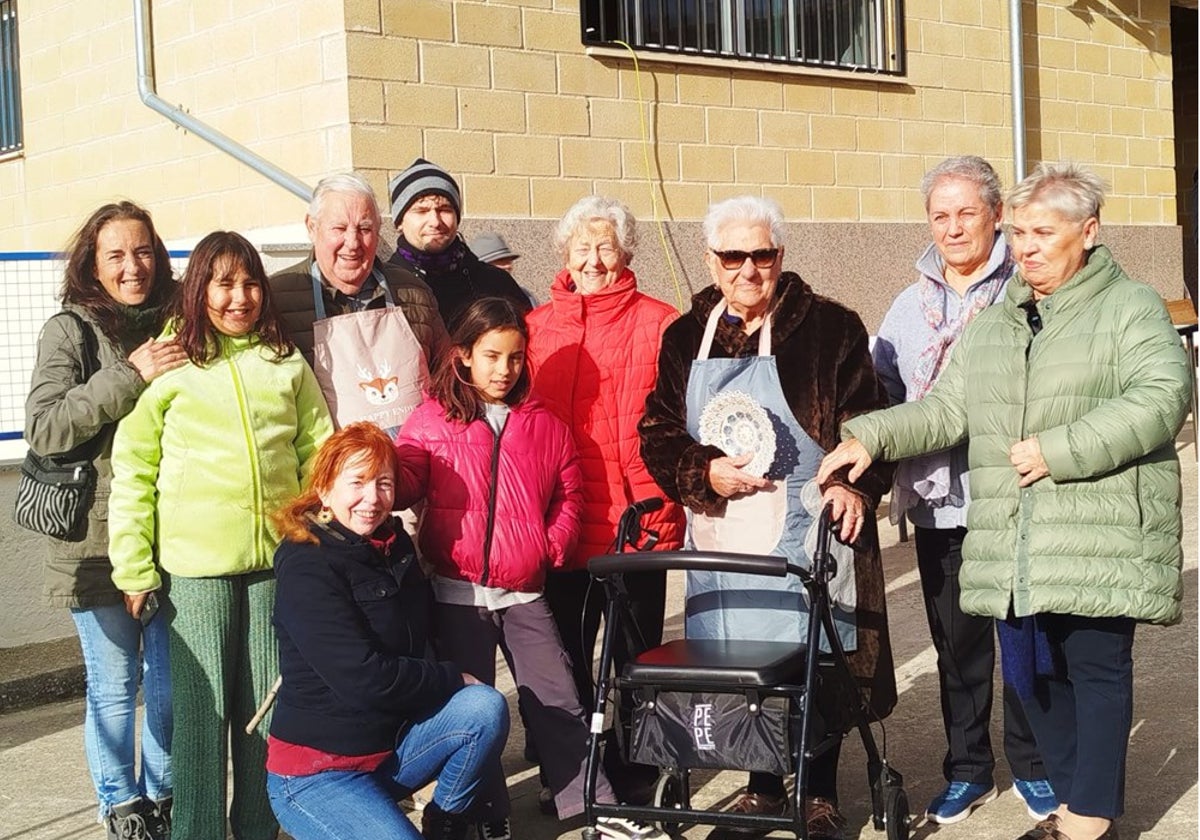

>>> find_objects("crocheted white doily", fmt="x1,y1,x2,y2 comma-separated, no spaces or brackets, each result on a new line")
698,390,776,478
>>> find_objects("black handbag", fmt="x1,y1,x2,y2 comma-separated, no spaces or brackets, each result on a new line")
12,311,103,541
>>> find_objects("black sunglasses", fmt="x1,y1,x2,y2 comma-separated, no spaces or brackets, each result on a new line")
711,248,780,270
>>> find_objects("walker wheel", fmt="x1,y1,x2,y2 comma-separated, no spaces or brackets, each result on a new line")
581,827,600,840
652,771,685,834
882,785,910,840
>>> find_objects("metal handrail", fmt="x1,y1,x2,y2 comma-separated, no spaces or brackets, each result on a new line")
132,0,313,203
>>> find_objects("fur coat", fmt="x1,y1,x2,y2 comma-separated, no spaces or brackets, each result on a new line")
638,272,897,723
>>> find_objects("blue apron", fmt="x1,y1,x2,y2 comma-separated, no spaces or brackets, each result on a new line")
683,300,856,651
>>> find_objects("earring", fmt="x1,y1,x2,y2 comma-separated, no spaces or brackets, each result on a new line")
316,506,334,524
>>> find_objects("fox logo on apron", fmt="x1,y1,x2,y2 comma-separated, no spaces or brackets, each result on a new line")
356,360,401,406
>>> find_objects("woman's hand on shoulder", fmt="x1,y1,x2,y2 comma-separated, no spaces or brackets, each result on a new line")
128,338,188,383
707,452,770,498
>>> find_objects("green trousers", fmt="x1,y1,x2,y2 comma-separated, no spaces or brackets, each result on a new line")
166,570,279,840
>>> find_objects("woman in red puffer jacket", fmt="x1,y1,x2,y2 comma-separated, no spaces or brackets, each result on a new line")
526,196,686,804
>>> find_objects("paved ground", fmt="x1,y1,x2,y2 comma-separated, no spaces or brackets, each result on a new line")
0,434,1195,840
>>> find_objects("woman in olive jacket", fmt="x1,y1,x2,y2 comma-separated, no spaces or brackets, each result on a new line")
24,202,186,838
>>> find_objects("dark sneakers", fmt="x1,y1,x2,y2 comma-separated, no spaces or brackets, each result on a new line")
420,803,472,840
105,799,152,840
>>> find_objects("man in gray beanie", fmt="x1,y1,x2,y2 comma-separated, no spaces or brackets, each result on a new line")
387,157,529,327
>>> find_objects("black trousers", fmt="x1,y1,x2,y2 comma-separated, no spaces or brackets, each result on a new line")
915,526,1044,785
545,567,668,800
1018,614,1136,819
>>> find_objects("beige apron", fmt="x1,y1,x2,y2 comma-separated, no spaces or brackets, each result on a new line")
310,264,428,436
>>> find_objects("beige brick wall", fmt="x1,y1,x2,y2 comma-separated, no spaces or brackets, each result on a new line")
350,0,1178,228
1,0,350,250
0,0,1182,252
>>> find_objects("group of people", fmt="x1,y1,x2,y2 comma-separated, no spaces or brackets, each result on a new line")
25,153,1188,840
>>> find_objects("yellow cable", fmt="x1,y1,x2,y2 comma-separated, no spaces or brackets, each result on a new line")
613,40,685,312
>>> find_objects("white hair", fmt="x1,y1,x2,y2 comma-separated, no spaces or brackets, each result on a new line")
920,155,1004,212
308,172,381,222
703,196,785,249
1007,161,1107,223
554,195,638,259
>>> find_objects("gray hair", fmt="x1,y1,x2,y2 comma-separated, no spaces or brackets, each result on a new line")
308,172,381,222
554,196,638,259
1007,161,1107,223
703,196,785,249
920,155,1003,212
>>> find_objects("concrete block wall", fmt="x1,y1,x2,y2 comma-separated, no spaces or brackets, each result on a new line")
347,0,1180,228
0,0,351,251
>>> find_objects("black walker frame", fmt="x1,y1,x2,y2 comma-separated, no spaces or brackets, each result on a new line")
580,501,910,840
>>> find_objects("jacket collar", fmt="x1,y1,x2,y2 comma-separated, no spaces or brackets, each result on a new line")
1004,245,1120,326
688,272,814,354
547,267,640,325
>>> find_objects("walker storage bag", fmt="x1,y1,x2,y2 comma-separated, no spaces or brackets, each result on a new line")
628,690,804,775
13,450,97,541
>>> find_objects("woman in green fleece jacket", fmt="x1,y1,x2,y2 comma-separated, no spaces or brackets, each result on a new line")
819,163,1191,840
109,231,333,840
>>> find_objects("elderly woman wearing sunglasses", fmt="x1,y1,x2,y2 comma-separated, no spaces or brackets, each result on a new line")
637,196,897,840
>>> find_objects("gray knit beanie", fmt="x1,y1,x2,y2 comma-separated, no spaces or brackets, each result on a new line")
388,158,462,224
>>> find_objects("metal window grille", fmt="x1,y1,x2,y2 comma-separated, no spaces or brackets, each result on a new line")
1,0,21,154
582,0,905,75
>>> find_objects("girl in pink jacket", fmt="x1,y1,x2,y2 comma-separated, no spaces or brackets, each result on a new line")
394,297,664,840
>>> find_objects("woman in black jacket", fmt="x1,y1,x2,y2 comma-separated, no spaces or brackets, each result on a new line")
266,422,509,840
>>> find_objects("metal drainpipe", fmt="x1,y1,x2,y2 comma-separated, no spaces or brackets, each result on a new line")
1009,0,1026,182
133,0,313,202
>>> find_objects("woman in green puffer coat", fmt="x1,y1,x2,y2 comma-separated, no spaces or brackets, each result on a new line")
819,163,1191,840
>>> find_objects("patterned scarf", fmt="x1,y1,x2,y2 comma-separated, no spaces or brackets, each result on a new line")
394,235,468,279
908,251,1011,399
890,244,1012,522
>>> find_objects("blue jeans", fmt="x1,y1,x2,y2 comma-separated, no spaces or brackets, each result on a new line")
267,684,509,840
70,603,173,818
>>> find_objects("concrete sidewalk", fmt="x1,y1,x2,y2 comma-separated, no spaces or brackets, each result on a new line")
0,433,1195,840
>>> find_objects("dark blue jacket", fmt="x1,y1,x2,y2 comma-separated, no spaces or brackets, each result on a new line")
270,520,463,757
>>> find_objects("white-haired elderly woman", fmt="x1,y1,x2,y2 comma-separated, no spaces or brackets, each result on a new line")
526,195,685,805
874,156,1054,828
638,195,897,840
821,163,1191,840
268,172,449,435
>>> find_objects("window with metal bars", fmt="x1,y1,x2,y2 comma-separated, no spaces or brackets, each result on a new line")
582,0,904,75
1,0,21,155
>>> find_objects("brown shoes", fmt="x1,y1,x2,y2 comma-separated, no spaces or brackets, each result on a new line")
707,792,788,840
1018,814,1120,840
707,793,847,840
805,796,847,840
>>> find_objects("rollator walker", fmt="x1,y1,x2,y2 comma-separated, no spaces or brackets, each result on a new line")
580,499,911,840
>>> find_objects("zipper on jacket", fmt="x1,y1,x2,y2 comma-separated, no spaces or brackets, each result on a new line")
479,420,506,586
227,350,265,565
1012,303,1040,615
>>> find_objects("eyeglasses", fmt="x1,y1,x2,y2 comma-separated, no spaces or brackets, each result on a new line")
711,248,780,270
